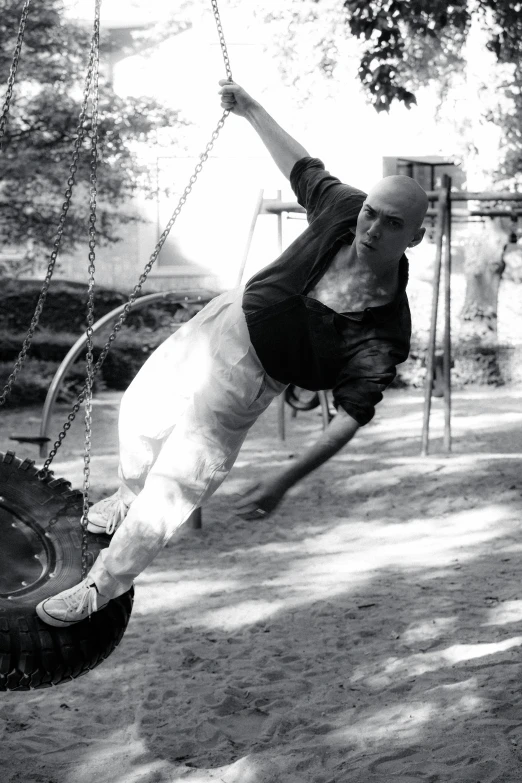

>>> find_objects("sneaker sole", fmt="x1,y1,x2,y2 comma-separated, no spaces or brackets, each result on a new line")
86,521,113,535
35,599,109,627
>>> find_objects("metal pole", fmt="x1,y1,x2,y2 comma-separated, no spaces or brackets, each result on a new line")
275,189,286,442
318,390,330,431
442,175,452,452
236,189,264,287
421,186,447,456
277,393,286,442
276,189,283,251
188,508,202,530
38,292,208,457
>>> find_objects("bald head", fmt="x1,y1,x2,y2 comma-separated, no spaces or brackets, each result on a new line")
368,175,429,230
355,175,428,267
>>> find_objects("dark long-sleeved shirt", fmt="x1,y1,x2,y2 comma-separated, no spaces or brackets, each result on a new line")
242,157,411,426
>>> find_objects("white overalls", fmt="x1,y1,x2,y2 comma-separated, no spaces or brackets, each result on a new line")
89,287,286,599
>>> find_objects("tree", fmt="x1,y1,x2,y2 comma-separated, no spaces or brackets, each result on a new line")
336,0,522,351
158,0,521,359
253,0,522,352
0,0,189,276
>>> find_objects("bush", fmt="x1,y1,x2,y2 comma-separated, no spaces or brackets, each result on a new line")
396,338,515,389
0,279,127,333
0,279,217,406
0,278,213,333
0,359,104,408
0,330,80,363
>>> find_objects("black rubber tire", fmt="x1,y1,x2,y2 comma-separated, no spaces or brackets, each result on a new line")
284,384,321,412
0,450,133,691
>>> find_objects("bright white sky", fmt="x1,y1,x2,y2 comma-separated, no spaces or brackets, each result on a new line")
52,0,508,286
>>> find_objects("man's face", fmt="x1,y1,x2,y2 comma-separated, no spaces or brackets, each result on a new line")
355,178,427,268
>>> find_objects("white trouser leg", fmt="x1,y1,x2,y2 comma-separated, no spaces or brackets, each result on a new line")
89,287,286,598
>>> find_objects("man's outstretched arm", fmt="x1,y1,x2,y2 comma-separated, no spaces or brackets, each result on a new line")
219,79,309,181
234,409,360,520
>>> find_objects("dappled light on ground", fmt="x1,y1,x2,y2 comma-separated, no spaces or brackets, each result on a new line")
1,387,522,782
353,636,522,684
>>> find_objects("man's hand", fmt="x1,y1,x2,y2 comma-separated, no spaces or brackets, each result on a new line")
234,475,289,520
217,79,309,180
219,79,258,118
235,409,360,522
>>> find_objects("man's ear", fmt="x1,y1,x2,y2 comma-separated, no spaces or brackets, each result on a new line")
408,226,426,248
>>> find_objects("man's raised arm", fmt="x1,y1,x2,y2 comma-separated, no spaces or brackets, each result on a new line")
219,79,309,181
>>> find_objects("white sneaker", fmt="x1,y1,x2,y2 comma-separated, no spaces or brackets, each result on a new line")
87,490,131,535
36,577,110,627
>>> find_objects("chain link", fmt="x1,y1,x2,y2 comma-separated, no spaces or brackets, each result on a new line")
211,0,232,81
1,0,232,577
44,0,233,468
0,0,32,147
79,0,101,580
0,12,101,408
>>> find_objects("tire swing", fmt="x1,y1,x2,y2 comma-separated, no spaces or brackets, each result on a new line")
0,451,133,691
0,0,233,691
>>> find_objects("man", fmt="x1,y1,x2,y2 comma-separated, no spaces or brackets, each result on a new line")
36,81,428,627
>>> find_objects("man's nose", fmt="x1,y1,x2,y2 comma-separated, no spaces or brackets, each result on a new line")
367,220,381,239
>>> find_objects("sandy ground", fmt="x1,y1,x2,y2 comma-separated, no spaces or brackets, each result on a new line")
1,385,522,783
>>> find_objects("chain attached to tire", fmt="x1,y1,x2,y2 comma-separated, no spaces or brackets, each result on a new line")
0,0,32,147
79,0,101,580
0,4,103,408
2,0,233,569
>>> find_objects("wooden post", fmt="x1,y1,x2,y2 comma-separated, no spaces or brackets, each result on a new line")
442,175,452,452
421,185,447,456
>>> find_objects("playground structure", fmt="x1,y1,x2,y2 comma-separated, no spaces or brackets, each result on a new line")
19,180,522,480
238,180,522,456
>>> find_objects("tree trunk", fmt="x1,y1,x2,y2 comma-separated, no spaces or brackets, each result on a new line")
457,218,511,385
460,218,507,343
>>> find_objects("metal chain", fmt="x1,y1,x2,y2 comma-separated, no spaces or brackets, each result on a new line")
43,0,233,468
211,0,232,81
79,0,101,580
0,15,101,408
0,0,32,147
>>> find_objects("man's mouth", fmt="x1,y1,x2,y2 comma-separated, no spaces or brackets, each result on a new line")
361,240,375,250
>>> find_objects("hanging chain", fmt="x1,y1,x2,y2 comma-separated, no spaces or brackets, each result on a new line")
0,0,32,147
0,15,102,408
79,0,101,580
43,0,234,469
211,0,232,81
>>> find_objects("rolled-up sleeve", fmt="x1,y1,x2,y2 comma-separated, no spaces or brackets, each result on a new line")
290,157,366,225
333,341,407,426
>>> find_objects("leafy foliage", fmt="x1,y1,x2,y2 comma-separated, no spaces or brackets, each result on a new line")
0,0,188,274
248,0,522,183
341,1,522,113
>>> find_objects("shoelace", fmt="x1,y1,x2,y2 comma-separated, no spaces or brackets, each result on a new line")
63,582,99,618
98,494,129,535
